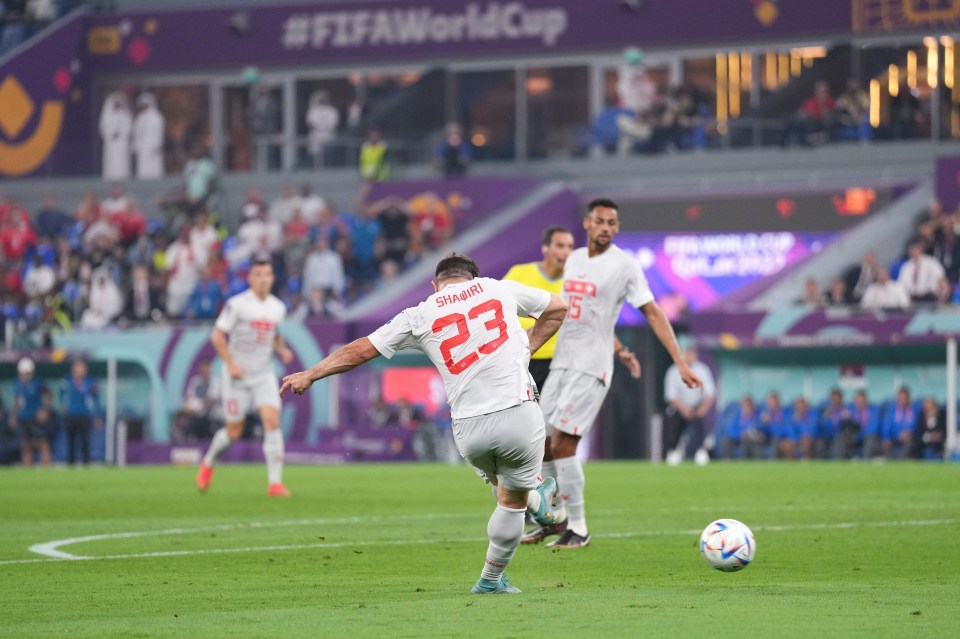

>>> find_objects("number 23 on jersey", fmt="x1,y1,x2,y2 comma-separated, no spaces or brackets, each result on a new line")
432,299,509,374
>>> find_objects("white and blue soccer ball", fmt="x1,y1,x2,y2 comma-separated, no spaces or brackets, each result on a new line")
699,518,756,572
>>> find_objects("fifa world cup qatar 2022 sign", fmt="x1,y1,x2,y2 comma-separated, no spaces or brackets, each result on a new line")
280,3,569,50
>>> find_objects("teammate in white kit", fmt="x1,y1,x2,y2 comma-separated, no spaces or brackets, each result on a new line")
197,260,295,497
280,254,568,594
525,198,703,548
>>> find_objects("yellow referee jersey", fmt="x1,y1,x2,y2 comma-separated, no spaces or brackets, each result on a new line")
502,262,563,360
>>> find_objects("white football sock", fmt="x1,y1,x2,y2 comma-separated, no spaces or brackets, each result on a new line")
541,459,557,483
526,489,541,514
480,504,525,582
203,428,233,466
555,455,587,536
263,429,285,485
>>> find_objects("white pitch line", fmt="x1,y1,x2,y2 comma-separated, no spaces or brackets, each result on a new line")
0,517,956,567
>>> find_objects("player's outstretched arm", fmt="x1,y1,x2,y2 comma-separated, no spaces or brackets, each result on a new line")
279,337,381,398
639,300,703,390
527,293,567,355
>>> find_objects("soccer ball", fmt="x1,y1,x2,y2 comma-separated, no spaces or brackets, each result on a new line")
699,518,755,572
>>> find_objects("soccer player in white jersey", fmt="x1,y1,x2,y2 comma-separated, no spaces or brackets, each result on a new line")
280,254,568,594
524,198,703,548
197,259,294,497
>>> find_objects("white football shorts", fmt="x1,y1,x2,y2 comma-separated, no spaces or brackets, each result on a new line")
221,369,281,423
452,400,545,491
539,367,609,437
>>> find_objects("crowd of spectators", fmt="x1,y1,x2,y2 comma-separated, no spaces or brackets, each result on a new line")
716,386,946,462
798,199,960,310
0,176,454,348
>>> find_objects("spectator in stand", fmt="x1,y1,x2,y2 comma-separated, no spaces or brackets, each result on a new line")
302,235,345,305
850,251,880,302
283,208,312,262
132,92,165,180
914,396,946,460
898,238,947,303
371,196,412,266
188,210,219,268
98,91,133,181
435,122,472,177
109,201,147,247
833,79,871,142
347,203,383,296
80,268,123,329
101,183,133,217
760,391,794,460
883,386,917,459
296,183,327,225
269,184,299,226
616,107,654,157
22,254,55,300
824,276,851,306
306,90,339,168
861,266,910,311
34,195,72,240
59,359,101,466
819,388,849,459
932,212,960,283
409,192,454,250
186,267,224,320
783,80,835,147
791,397,818,460
11,358,48,466
123,264,163,324
359,127,389,183
182,145,217,212
720,394,757,460
82,208,119,254
0,210,37,260
165,225,200,318
800,277,824,306
616,47,656,118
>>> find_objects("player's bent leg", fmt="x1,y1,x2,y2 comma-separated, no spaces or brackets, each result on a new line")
197,421,243,493
473,485,526,595
260,406,290,497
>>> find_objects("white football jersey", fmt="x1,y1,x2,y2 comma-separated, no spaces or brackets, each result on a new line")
551,245,654,385
368,277,551,419
214,290,287,374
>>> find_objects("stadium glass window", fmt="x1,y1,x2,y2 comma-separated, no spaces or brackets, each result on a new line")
455,69,517,161
525,66,589,160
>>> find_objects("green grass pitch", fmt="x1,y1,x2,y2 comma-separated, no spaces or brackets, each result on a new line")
1,461,958,638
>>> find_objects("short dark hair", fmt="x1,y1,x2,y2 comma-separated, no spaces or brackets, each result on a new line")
541,226,572,247
250,258,273,270
585,197,619,217
435,253,479,283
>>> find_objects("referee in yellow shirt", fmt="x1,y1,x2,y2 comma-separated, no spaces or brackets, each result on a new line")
502,226,575,393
